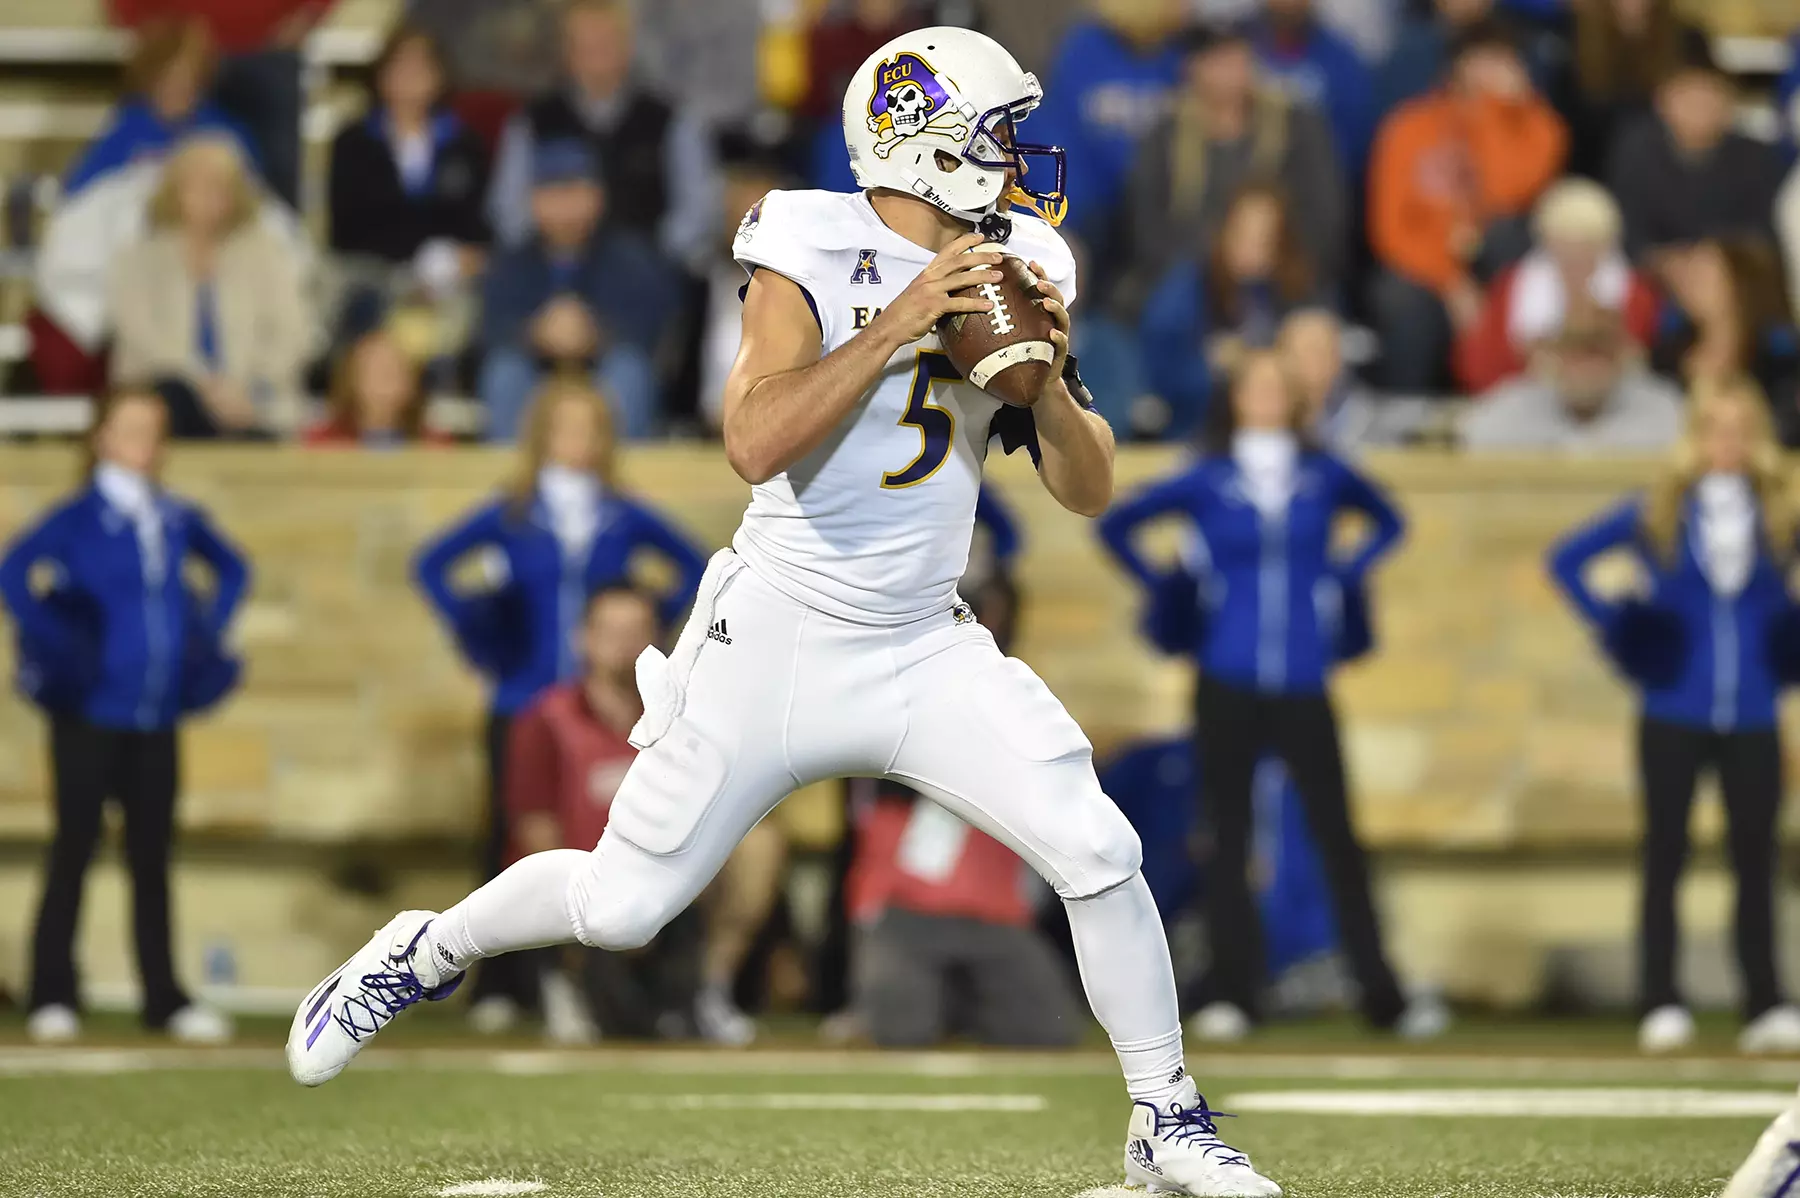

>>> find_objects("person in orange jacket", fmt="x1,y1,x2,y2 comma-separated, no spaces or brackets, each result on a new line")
1367,18,1568,393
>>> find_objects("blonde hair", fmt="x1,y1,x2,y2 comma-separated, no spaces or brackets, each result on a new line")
1643,376,1795,562
506,374,618,512
1533,177,1623,248
147,134,259,233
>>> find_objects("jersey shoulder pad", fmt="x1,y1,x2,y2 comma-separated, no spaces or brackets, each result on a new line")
732,188,866,288
1004,212,1078,310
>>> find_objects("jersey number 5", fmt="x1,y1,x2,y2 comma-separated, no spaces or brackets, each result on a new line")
882,351,963,489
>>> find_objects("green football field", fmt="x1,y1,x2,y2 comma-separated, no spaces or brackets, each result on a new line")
1,1018,1795,1198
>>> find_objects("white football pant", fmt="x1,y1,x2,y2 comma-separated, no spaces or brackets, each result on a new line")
566,550,1145,951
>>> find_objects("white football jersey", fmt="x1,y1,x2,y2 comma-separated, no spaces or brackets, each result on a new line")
728,188,1078,625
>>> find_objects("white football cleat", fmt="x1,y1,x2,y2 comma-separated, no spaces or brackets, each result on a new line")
27,1004,80,1044
286,910,462,1086
1718,1097,1800,1198
1123,1085,1282,1196
1741,1005,1800,1055
1638,1004,1694,1054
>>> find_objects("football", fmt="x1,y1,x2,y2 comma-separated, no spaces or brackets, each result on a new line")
936,246,1057,407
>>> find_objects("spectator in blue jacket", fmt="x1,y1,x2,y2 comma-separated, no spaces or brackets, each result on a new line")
1098,348,1413,1039
1031,0,1186,246
1253,0,1378,178
1548,376,1800,1056
478,138,677,442
1140,182,1327,438
414,377,706,1028
1377,0,1558,118
0,384,248,1046
66,18,254,198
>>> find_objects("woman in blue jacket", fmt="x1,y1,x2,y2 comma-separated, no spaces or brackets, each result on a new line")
1099,348,1411,1038
0,384,248,1044
414,377,707,1022
1548,377,1800,1055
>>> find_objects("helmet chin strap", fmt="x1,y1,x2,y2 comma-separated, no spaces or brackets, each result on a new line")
898,163,1013,243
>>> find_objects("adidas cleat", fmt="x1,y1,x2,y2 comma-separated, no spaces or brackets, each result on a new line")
1719,1101,1800,1198
1123,1088,1282,1196
286,910,463,1086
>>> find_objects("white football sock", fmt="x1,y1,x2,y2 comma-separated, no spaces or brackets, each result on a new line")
426,848,590,972
1064,871,1192,1107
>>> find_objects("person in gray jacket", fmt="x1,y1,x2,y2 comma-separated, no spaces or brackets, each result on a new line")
1460,304,1685,452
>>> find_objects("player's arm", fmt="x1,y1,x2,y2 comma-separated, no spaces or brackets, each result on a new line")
721,233,1003,485
1027,265,1115,518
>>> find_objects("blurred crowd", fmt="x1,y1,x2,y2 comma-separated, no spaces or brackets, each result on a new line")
4,0,1799,450
6,0,1800,1052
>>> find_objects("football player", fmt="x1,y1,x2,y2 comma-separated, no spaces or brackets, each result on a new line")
286,27,1281,1197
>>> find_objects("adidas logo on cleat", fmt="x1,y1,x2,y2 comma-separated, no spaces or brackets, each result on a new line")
1167,1066,1186,1086
436,944,457,970
1128,1138,1162,1176
707,619,733,645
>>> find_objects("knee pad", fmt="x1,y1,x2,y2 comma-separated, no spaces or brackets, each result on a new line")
564,841,677,952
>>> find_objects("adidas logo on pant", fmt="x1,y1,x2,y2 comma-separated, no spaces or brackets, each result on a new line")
707,619,733,645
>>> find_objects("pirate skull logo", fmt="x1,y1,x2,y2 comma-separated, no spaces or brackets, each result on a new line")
887,81,932,135
866,52,967,159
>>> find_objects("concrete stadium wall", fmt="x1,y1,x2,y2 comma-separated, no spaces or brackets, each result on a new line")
2,444,1796,1008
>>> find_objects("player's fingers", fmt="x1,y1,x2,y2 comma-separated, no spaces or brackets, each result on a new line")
927,233,991,270
1038,297,1070,333
926,251,1002,281
937,266,1004,293
1032,275,1065,306
945,230,989,256
941,295,998,315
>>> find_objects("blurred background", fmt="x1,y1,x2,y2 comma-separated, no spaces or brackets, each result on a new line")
1,0,1800,1053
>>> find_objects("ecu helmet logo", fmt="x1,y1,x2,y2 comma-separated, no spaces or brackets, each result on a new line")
867,53,968,159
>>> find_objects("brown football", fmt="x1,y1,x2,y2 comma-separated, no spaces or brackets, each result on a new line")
936,247,1057,407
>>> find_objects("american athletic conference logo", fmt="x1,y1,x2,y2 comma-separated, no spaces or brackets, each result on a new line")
850,249,881,285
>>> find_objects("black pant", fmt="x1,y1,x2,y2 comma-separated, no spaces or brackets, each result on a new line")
467,710,534,1006
1195,676,1405,1026
1637,717,1784,1018
30,716,188,1025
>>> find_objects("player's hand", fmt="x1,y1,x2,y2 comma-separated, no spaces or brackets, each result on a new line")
868,232,1002,345
1029,260,1071,398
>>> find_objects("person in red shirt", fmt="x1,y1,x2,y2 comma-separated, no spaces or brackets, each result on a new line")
507,583,775,1044
107,0,334,206
507,583,648,861
843,574,1084,1048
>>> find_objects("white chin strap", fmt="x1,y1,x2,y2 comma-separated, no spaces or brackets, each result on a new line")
900,167,1001,229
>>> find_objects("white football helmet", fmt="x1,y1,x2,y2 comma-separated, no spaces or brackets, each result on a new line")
841,26,1067,235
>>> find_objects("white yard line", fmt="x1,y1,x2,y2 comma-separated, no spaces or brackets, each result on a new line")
1224,1087,1795,1118
436,1182,548,1197
0,1044,1796,1085
617,1093,1046,1112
